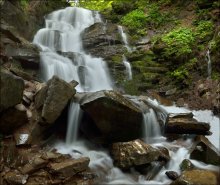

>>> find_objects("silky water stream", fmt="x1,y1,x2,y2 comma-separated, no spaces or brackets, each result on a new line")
33,6,219,184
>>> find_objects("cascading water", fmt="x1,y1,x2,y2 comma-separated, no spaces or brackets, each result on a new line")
206,49,212,79
118,25,133,80
33,6,219,185
143,108,162,143
122,55,132,80
33,7,113,145
118,25,132,52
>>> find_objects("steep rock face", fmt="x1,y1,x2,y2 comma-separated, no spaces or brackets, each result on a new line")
170,169,219,185
1,0,68,41
35,76,77,124
189,135,220,166
82,22,126,61
110,139,161,169
1,20,41,81
0,70,24,112
79,90,143,143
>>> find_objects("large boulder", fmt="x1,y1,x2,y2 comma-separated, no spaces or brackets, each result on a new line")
0,104,28,135
0,71,24,112
82,22,125,60
79,90,143,143
189,135,220,166
170,169,219,185
110,139,161,169
35,76,77,124
165,114,210,135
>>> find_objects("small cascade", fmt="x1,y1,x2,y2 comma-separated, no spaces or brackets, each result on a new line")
206,49,212,79
122,55,133,80
66,103,82,144
143,108,162,143
118,25,133,80
118,25,132,52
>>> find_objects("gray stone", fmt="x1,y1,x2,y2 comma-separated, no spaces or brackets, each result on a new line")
80,90,143,143
35,76,76,124
0,70,24,112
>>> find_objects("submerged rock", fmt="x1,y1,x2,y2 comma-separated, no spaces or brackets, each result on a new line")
79,90,143,143
180,159,195,171
0,71,24,112
35,76,77,124
189,135,220,166
110,139,160,169
165,171,179,180
165,114,210,135
170,169,219,185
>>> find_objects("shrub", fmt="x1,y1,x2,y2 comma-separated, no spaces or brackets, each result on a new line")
195,20,214,40
121,9,147,31
161,27,195,58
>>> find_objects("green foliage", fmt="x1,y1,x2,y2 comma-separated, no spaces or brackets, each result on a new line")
170,68,189,83
161,27,195,58
195,20,214,40
20,0,29,10
145,3,169,27
69,0,113,11
121,9,147,31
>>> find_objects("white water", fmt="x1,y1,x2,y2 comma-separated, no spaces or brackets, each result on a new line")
33,6,219,185
122,55,132,80
33,7,113,144
143,108,162,143
33,7,112,92
206,49,212,79
118,26,133,80
118,25,132,52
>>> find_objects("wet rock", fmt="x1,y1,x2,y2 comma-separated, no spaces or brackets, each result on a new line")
0,104,28,134
111,139,160,169
82,22,125,60
165,114,210,135
156,146,170,162
35,76,76,124
189,135,220,166
3,170,28,185
19,157,48,174
180,159,195,171
80,90,143,143
170,169,219,185
48,157,90,178
165,171,179,180
26,170,51,185
0,71,24,112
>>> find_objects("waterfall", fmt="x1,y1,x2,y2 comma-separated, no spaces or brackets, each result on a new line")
122,55,132,80
33,7,113,144
143,108,162,143
118,25,132,52
206,49,212,79
32,6,219,185
118,25,133,80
